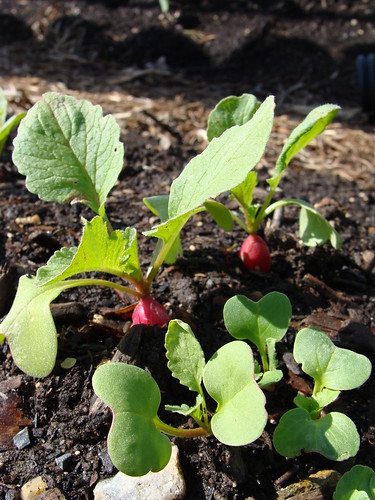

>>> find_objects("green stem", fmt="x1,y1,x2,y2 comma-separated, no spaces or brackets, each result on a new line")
253,187,277,233
231,211,251,234
154,416,211,438
57,277,144,298
259,347,269,373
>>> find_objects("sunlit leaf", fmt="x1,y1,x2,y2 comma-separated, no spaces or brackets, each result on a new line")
203,341,267,446
13,93,124,214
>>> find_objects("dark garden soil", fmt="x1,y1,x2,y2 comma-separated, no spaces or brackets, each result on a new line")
0,1,375,498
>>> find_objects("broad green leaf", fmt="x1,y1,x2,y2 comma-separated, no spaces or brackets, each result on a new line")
294,328,372,391
168,96,275,218
0,275,69,377
204,200,234,232
165,319,205,393
223,292,292,355
36,216,142,285
334,465,375,500
269,103,340,187
230,171,258,210
207,94,261,141
203,341,267,446
0,87,7,127
0,112,26,156
144,195,183,264
12,93,124,214
92,362,172,476
165,395,203,417
273,408,360,461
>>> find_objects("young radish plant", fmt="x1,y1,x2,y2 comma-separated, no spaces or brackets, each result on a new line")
204,94,342,272
333,464,375,499
0,92,276,377
273,327,372,461
92,319,268,476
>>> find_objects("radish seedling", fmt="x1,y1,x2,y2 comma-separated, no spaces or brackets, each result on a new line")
273,327,372,461
0,92,275,377
223,291,292,387
205,94,342,271
92,319,267,476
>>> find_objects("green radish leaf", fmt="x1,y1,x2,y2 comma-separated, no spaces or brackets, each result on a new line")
12,93,124,214
223,292,292,355
333,464,375,500
143,195,183,264
258,369,283,388
294,328,372,391
265,198,342,249
36,216,142,285
92,362,172,477
204,200,234,232
143,208,201,243
168,96,274,218
207,93,261,141
0,275,72,377
165,319,205,393
299,202,342,248
230,171,258,211
269,103,340,187
203,341,267,446
165,395,203,416
273,408,360,461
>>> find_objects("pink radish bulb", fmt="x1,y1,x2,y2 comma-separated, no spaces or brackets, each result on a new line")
239,234,271,272
132,296,170,327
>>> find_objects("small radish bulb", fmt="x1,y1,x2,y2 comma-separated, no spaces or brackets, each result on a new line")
132,296,170,327
240,234,271,272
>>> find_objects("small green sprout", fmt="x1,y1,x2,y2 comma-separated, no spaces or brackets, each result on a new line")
0,87,25,157
204,93,342,271
223,291,292,387
273,327,372,461
92,319,267,476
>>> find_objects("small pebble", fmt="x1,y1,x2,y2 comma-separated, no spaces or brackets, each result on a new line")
13,427,31,450
93,444,185,500
55,453,74,472
20,476,47,500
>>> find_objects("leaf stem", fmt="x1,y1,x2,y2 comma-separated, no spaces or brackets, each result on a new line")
154,416,211,438
56,277,143,298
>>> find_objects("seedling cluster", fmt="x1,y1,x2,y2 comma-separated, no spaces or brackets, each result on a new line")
0,91,371,488
93,292,371,477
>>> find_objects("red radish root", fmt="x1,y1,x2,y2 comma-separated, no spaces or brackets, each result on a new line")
132,296,170,327
240,234,271,272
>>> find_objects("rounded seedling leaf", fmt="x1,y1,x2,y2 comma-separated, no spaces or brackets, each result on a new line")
13,93,124,214
294,328,372,391
92,362,171,476
207,93,261,141
203,341,267,446
273,408,360,461
165,319,205,393
333,464,375,500
223,292,292,353
0,275,64,377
